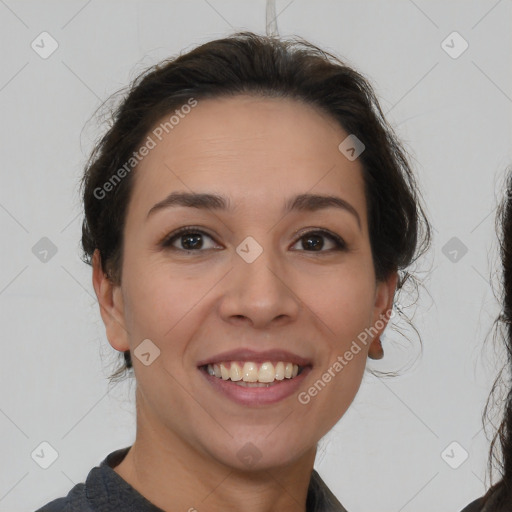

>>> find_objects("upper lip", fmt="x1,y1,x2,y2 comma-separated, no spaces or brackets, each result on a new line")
197,349,312,368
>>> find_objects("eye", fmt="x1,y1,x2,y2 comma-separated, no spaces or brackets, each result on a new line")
160,227,221,252
160,227,347,254
291,229,347,253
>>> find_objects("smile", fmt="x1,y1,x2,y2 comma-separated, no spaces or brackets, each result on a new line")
197,348,312,405
203,361,302,386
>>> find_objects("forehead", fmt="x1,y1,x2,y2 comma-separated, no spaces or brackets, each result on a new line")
127,95,366,224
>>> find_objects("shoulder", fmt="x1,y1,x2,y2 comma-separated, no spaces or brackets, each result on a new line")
308,469,348,512
33,482,91,512
460,487,505,512
33,447,131,512
459,497,485,512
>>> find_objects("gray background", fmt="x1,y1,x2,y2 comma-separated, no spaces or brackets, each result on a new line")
1,1,511,510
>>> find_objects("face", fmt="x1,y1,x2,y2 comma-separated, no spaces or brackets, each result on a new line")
93,95,396,471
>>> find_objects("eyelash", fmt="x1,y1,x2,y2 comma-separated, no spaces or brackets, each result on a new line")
160,226,347,254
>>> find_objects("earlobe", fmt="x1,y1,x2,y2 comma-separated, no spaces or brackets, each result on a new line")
91,249,130,352
368,271,398,360
368,337,384,360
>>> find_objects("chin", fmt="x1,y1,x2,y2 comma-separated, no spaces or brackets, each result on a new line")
205,431,313,472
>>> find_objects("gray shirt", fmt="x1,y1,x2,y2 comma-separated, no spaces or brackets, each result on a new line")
35,447,348,512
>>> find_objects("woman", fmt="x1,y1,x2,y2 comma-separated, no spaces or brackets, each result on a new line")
36,31,430,511
461,173,512,512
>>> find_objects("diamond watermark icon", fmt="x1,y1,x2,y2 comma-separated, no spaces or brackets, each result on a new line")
31,31,59,59
237,442,262,467
338,134,365,161
441,31,468,59
442,236,468,263
441,441,469,469
31,441,59,469
32,237,58,263
134,339,161,366
236,236,263,264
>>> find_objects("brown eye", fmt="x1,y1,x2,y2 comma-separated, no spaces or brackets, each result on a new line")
160,227,347,254
291,230,347,252
161,227,220,252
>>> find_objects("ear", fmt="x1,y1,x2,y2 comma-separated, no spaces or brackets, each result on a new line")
91,249,130,353
367,271,398,360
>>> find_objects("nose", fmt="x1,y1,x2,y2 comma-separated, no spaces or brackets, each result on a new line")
218,240,301,329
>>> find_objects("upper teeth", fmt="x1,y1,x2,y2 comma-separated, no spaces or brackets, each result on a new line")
206,361,300,383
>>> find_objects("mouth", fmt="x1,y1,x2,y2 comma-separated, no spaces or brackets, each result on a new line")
197,349,313,405
200,360,306,387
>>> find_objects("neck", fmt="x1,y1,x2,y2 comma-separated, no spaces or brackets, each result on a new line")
113,391,317,512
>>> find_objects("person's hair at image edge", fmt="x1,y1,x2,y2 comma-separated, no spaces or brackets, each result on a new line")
78,31,431,383
479,170,512,511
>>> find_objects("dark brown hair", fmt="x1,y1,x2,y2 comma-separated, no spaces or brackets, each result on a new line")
482,171,512,510
79,31,431,382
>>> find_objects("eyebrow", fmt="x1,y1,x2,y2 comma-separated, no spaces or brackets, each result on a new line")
146,191,361,229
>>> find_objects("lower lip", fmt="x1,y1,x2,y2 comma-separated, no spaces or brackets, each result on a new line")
199,367,311,406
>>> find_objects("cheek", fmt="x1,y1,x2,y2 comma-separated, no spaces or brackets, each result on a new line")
296,347,368,442
121,262,223,369
121,250,193,332
292,269,375,428
305,269,376,347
